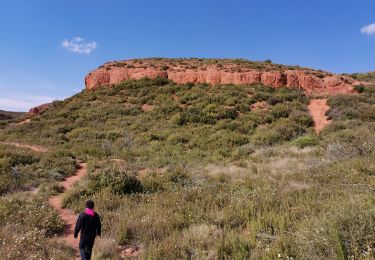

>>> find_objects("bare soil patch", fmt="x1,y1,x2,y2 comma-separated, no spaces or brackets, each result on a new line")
0,142,48,153
251,101,268,111
308,98,332,133
142,104,154,112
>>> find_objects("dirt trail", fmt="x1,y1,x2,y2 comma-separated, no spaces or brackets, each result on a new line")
15,118,31,125
0,142,48,153
1,141,86,257
49,162,87,257
308,98,332,133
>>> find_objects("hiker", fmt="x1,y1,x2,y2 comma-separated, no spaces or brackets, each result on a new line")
74,200,102,260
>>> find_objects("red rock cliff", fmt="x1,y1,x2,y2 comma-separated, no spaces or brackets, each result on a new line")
85,58,361,95
29,103,51,115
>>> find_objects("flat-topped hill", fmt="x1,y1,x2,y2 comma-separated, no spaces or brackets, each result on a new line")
85,58,361,95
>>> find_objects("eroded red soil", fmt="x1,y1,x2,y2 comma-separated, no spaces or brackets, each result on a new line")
308,98,332,133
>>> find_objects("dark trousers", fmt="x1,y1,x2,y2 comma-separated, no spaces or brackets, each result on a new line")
79,246,93,260
79,237,95,260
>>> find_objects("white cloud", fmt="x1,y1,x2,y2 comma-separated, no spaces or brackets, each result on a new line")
361,23,375,36
61,37,97,54
0,95,57,112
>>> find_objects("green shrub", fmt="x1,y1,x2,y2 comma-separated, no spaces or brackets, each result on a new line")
354,84,365,93
38,153,78,178
289,110,314,127
38,182,65,196
167,132,190,145
89,167,143,195
270,103,290,119
293,135,318,148
61,185,91,209
328,95,372,120
252,118,306,145
139,172,167,193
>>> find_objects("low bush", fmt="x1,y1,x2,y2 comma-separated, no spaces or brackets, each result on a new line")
289,110,314,127
252,118,306,145
328,94,374,121
293,135,319,148
354,84,365,93
88,167,143,195
270,103,290,119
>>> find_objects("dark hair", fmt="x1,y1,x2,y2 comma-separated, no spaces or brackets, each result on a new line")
85,200,95,209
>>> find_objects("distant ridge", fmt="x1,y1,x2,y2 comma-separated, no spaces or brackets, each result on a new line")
0,110,26,121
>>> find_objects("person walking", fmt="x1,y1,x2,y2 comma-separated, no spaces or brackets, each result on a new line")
74,200,102,260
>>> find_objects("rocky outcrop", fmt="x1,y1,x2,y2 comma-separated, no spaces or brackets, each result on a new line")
85,59,362,95
29,103,52,115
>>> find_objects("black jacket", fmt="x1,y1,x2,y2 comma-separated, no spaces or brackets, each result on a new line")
74,212,101,248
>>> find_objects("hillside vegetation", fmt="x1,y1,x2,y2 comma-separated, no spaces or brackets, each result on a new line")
107,57,308,72
350,71,375,83
0,78,374,259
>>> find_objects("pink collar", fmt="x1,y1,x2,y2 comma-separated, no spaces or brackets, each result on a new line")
85,208,95,216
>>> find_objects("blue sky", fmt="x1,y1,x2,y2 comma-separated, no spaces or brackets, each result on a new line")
0,0,374,111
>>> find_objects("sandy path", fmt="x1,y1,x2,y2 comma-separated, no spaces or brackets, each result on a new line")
15,118,31,125
308,98,332,133
1,141,86,257
0,141,48,153
49,162,87,257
